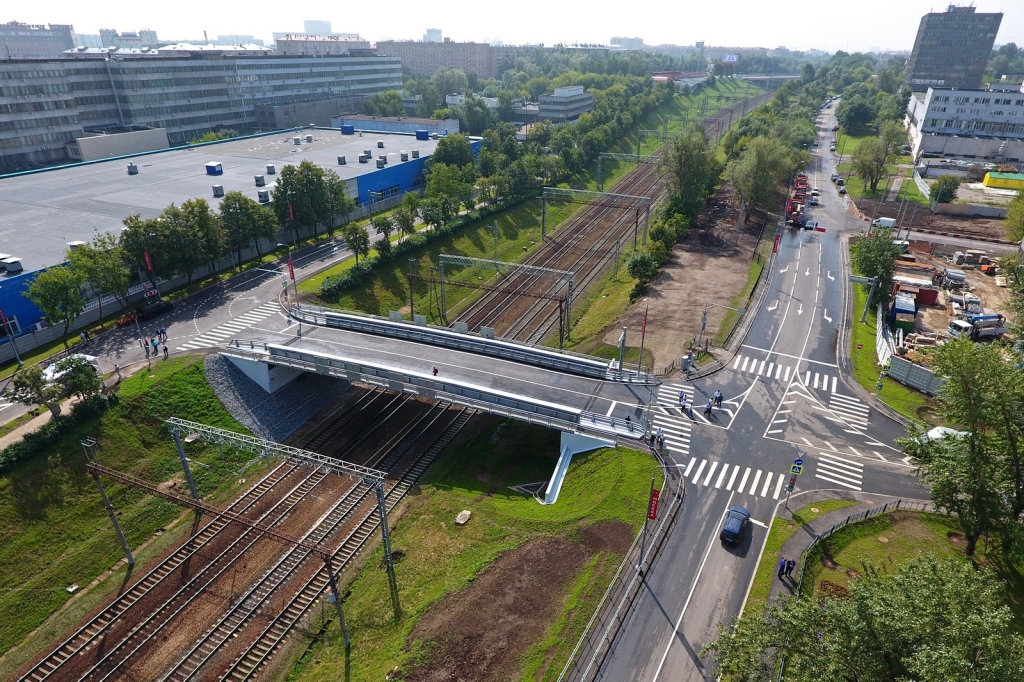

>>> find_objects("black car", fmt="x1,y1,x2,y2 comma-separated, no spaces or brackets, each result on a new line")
831,173,839,182
137,299,174,321
720,505,750,544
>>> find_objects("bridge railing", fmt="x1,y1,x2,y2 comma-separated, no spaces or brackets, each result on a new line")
289,305,658,385
224,341,585,434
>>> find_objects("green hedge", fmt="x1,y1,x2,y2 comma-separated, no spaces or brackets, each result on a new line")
319,192,538,300
0,393,116,473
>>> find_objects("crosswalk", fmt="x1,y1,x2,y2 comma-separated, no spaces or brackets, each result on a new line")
731,354,839,393
814,452,864,490
652,382,694,456
680,456,788,500
175,302,280,351
827,393,870,429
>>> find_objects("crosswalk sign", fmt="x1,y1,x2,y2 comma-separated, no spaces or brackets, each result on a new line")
790,464,804,476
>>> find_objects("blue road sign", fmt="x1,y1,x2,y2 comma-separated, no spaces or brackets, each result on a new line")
790,464,804,476
794,458,804,466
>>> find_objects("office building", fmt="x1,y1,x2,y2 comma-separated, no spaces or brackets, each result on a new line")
215,35,264,46
905,5,1002,91
0,50,403,169
304,20,333,35
538,86,595,122
332,114,460,135
0,21,76,58
905,84,1024,161
276,35,372,55
611,37,644,51
377,39,495,78
423,28,443,43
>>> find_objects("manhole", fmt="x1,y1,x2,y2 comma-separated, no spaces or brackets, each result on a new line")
810,507,820,513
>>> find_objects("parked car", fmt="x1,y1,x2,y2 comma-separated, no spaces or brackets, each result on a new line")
838,186,847,194
137,299,174,321
832,125,839,131
720,506,750,544
836,178,845,186
831,173,839,182
810,196,819,205
811,187,820,196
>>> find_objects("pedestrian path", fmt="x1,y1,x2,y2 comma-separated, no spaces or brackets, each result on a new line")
678,456,788,500
175,302,280,351
731,354,839,393
814,452,864,491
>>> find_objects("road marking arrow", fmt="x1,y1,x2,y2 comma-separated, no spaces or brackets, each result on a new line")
804,268,810,276
768,300,778,311
827,271,835,281
780,265,789,273
797,304,803,315
824,309,832,322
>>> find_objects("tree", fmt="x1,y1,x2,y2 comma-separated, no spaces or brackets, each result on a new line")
25,265,85,349
431,134,475,169
271,160,328,242
165,199,225,288
219,191,278,270
370,214,394,241
342,224,370,264
425,163,473,224
726,136,797,220
850,136,890,192
627,250,658,287
933,174,962,204
1005,192,1024,242
707,555,1024,681
363,90,405,117
849,226,902,307
878,119,907,156
659,126,720,221
415,82,442,118
120,213,172,283
393,194,419,238
323,169,355,238
66,233,131,326
431,67,468,97
419,198,445,230
10,356,101,418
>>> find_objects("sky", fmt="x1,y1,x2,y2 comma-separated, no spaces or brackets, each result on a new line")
12,0,1024,54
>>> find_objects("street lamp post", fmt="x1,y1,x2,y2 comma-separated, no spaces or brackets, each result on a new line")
697,301,746,351
278,243,301,337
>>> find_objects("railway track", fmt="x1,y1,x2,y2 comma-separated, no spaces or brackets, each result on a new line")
16,460,305,682
454,92,774,346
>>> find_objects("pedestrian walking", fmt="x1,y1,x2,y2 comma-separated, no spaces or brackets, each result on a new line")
84,329,91,342
625,415,633,431
714,390,723,408
704,400,713,417
114,364,122,382
162,343,169,359
777,557,787,579
432,367,438,376
151,337,158,354
144,342,151,359
161,327,167,341
785,559,796,578
80,332,87,344
649,433,656,448
657,434,665,450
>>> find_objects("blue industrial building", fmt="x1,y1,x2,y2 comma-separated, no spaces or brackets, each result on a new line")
0,127,480,355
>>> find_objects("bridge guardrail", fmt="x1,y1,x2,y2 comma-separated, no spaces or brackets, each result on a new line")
224,341,585,434
290,305,658,385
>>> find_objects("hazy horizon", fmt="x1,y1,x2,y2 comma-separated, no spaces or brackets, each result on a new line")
8,0,1023,56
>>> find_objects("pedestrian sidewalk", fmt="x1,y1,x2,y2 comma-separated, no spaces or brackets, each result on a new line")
766,490,929,603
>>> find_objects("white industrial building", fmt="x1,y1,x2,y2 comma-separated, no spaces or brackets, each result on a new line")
538,86,596,122
906,83,1024,162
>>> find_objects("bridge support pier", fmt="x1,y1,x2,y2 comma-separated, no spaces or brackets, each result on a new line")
540,432,614,505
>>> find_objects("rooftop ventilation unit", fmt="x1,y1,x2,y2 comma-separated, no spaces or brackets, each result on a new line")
363,149,372,157
376,159,385,168
266,164,276,174
378,155,387,164
337,155,346,165
411,149,420,159
255,175,265,187
257,189,271,204
66,241,87,250
293,136,302,145
212,184,225,197
205,161,223,175
359,154,369,163
305,134,313,143
400,151,408,161
377,140,384,148
2,258,23,273
126,162,139,175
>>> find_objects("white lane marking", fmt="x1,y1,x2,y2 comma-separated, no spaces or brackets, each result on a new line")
750,518,769,529
784,366,791,381
758,360,766,375
817,464,863,485
805,370,811,384
823,309,832,323
683,457,697,477
767,429,784,434
848,447,864,458
749,470,763,496
801,437,814,446
813,373,820,389
702,461,719,487
733,356,742,369
760,473,773,498
819,452,863,468
766,362,774,377
736,468,751,494
775,364,782,379
831,376,837,393
691,459,707,483
726,465,739,490
715,464,729,489
742,357,750,372
605,400,617,417
768,300,779,311
815,473,861,490
773,476,785,500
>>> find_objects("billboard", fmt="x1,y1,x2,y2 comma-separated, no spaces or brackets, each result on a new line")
724,54,738,63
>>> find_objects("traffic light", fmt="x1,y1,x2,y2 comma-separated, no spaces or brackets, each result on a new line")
786,476,796,493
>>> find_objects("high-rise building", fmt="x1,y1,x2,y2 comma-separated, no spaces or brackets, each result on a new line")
423,29,442,43
905,5,1002,91
0,50,403,169
98,28,160,48
276,35,372,55
610,37,644,51
378,39,494,78
215,35,264,46
304,20,332,35
0,22,76,58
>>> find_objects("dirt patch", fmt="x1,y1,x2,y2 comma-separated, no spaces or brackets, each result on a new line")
856,197,1007,240
877,536,889,543
596,184,770,372
818,580,851,600
404,524,629,682
947,531,967,547
846,568,861,578
821,557,838,570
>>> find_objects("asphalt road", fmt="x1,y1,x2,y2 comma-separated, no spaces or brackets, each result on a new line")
594,103,928,682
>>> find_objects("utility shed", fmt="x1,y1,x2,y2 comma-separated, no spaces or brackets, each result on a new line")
982,172,1024,190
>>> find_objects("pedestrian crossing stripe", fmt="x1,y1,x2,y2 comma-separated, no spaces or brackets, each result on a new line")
732,354,838,392
176,302,280,351
814,452,864,491
680,458,787,500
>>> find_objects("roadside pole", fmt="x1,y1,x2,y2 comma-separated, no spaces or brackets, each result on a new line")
638,477,659,576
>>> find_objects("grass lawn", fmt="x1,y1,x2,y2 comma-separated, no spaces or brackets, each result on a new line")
286,420,662,682
742,499,859,613
0,356,266,675
803,510,1024,628
713,236,772,346
849,283,936,422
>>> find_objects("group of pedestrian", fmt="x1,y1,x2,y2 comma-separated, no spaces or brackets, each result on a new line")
777,556,797,581
678,391,694,419
648,428,666,451
78,330,92,344
679,390,725,419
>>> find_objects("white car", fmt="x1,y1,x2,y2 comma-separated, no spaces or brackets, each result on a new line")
811,187,820,196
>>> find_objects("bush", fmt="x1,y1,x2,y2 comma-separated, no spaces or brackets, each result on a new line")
0,393,116,473
649,240,671,267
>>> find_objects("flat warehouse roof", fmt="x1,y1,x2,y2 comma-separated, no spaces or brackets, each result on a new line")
0,130,439,272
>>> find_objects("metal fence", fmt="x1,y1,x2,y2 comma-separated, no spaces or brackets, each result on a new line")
556,453,685,682
875,303,943,396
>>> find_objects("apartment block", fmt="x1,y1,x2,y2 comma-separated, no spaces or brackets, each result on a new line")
376,39,497,78
905,5,1002,91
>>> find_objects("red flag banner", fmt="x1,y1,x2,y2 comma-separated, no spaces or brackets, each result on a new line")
647,488,661,521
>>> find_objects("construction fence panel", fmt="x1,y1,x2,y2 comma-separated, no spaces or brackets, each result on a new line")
888,356,943,395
